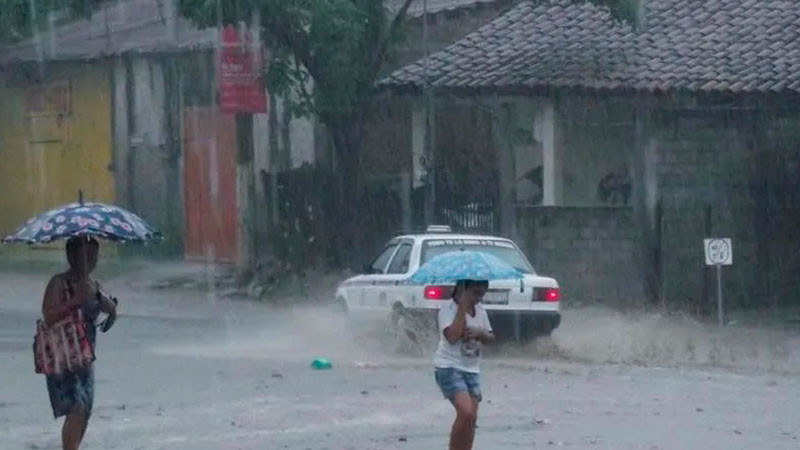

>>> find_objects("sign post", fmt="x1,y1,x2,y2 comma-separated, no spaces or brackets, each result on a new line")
217,24,268,271
704,238,733,326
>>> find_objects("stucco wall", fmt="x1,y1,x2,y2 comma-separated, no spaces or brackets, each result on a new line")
0,63,115,236
112,56,182,256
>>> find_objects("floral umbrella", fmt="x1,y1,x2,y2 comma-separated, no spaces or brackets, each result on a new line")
3,200,161,244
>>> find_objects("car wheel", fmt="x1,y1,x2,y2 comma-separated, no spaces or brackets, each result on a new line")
532,326,554,340
391,303,421,342
336,297,349,315
520,319,553,344
519,326,534,345
390,302,404,324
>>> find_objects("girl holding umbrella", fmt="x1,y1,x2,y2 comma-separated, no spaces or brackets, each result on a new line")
435,278,494,450
4,195,160,450
410,251,522,450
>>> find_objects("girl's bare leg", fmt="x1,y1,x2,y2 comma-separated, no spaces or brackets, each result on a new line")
465,398,479,449
449,392,478,450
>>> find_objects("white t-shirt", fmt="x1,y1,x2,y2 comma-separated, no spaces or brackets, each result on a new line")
433,301,493,373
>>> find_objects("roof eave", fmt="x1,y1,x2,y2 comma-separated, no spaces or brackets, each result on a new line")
377,82,800,98
0,41,217,67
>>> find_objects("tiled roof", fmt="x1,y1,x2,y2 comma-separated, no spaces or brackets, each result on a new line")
1,0,503,64
637,0,800,92
387,0,502,18
382,0,800,93
1,0,219,64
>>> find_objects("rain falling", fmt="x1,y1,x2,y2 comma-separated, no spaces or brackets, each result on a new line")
1,0,799,449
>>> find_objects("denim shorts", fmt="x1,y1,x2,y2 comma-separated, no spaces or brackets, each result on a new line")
435,367,482,402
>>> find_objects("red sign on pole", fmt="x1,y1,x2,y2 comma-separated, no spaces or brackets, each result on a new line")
217,25,268,114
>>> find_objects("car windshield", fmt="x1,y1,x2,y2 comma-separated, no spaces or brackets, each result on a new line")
421,239,535,274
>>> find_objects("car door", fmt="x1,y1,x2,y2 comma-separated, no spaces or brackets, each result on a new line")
369,240,414,316
357,241,400,317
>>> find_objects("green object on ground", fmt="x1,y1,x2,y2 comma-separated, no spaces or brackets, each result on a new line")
311,357,333,370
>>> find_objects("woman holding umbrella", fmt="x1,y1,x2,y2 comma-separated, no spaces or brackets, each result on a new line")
410,250,521,450
4,195,160,450
43,236,117,450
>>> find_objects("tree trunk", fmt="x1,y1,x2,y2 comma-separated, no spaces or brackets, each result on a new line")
328,113,366,268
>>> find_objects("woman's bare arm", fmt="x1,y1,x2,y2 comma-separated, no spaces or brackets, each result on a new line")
443,304,469,345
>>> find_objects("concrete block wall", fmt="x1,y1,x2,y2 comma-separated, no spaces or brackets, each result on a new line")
515,206,644,306
654,110,800,309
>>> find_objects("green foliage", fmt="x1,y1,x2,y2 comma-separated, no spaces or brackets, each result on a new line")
0,0,102,44
176,0,635,129
178,0,411,126
4,0,634,129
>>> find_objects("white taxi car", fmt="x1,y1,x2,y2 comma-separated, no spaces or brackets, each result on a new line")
336,226,561,340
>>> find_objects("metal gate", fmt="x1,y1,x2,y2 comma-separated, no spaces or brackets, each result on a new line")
182,107,238,263
434,170,499,233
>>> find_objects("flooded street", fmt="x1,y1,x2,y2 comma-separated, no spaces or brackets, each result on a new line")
2,1,800,449
2,267,799,450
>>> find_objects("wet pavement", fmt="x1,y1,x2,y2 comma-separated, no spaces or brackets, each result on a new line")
1,267,799,449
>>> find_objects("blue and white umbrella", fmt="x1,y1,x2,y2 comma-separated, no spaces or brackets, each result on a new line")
409,250,523,284
3,202,161,244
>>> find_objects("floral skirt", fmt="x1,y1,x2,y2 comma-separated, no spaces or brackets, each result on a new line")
46,365,94,419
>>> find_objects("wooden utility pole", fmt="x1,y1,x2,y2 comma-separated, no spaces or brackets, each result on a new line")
422,0,436,225
632,98,661,306
236,114,257,271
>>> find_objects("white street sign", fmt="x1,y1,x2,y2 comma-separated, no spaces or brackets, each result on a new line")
704,238,732,266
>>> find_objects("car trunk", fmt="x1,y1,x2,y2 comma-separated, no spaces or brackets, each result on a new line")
484,277,559,310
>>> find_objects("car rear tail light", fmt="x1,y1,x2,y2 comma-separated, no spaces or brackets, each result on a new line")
536,288,560,302
424,285,452,300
